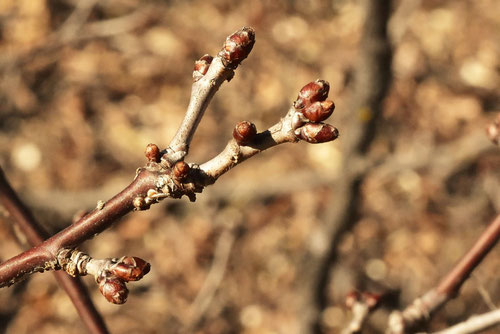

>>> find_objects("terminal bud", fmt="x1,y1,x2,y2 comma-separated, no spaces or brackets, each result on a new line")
220,27,255,68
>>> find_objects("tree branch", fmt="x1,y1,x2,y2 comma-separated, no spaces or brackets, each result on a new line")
0,28,339,307
0,167,109,334
431,309,500,334
387,213,500,333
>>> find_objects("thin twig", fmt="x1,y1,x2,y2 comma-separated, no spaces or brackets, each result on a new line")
387,213,500,334
0,167,109,334
431,308,500,334
187,228,236,328
0,28,339,299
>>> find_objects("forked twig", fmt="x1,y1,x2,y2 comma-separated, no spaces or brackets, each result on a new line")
0,27,339,307
387,213,500,333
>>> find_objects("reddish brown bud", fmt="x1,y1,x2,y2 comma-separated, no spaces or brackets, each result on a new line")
98,276,129,304
295,80,330,109
111,256,151,282
233,121,257,145
173,161,190,180
193,54,213,82
220,27,255,68
302,100,335,122
145,143,161,163
298,123,339,143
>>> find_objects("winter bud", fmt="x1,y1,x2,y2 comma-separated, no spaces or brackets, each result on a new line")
220,27,255,68
298,123,339,144
302,100,335,122
294,80,330,109
111,256,151,282
98,275,129,304
193,54,213,82
145,144,161,163
173,161,190,180
233,121,257,145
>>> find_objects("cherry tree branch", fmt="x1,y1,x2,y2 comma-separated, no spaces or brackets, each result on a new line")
431,309,500,334
0,167,109,334
387,213,500,334
0,27,339,305
165,27,255,164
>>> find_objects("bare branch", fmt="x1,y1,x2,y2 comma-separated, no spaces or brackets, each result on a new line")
431,309,500,334
0,167,109,334
387,213,500,334
0,27,339,305
342,291,381,334
165,27,256,164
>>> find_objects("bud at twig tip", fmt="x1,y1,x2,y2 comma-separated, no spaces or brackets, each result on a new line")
295,80,330,110
220,27,256,68
145,144,161,163
233,121,257,145
110,256,151,282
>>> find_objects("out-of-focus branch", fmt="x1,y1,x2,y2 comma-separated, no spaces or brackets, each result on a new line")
387,213,500,334
165,28,255,163
431,309,500,334
0,167,109,334
187,227,236,328
342,291,381,334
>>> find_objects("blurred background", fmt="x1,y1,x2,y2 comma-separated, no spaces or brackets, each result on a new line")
0,0,499,333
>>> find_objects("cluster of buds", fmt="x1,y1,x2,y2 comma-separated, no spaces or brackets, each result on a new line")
96,256,150,304
293,80,339,144
58,249,150,304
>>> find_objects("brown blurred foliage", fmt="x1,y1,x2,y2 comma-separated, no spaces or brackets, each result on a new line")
0,0,499,333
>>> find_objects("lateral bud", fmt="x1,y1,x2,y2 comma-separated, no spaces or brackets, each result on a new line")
297,123,339,143
173,161,190,180
97,275,129,304
145,143,161,163
193,54,213,82
220,27,255,68
294,80,330,109
302,100,335,122
233,121,257,145
110,256,151,282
